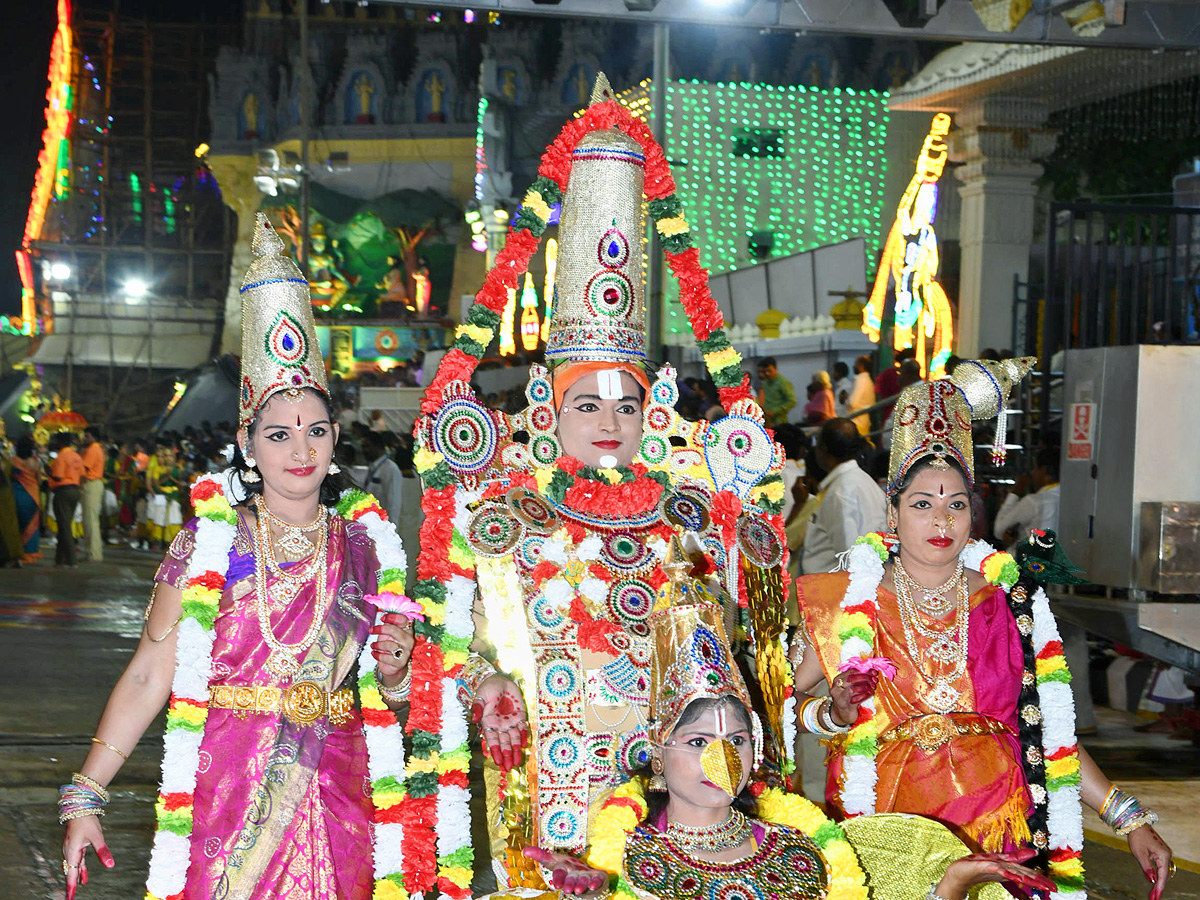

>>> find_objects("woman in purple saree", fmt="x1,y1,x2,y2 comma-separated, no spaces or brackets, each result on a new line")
60,217,415,900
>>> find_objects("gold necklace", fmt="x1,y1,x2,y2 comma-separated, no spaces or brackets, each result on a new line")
252,509,330,679
903,559,964,617
665,810,752,854
255,498,328,609
256,497,325,557
893,556,969,714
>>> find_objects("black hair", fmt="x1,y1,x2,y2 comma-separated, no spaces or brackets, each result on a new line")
237,389,350,507
817,417,863,464
832,361,849,380
774,424,806,461
84,425,102,441
641,697,758,826
15,435,35,458
895,347,916,362
1035,446,1060,481
757,357,777,370
889,455,969,507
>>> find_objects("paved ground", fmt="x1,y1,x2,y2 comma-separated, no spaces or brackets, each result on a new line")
1,548,1198,900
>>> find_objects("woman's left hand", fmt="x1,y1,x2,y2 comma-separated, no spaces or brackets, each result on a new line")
370,612,416,681
1128,825,1174,900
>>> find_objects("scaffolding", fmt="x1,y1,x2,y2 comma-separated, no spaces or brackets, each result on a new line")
23,3,237,433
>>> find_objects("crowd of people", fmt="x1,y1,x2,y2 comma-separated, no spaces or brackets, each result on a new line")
0,413,420,570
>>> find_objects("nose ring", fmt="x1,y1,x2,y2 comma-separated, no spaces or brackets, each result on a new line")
309,447,317,462
946,514,955,530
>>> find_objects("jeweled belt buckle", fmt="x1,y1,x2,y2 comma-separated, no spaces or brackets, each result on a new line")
281,680,327,726
912,713,957,752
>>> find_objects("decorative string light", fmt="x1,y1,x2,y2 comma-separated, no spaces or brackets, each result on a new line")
541,237,557,343
863,113,955,377
519,272,540,351
499,286,517,356
610,79,889,338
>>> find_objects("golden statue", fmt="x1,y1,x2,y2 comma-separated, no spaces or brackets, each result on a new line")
353,73,374,117
425,71,446,115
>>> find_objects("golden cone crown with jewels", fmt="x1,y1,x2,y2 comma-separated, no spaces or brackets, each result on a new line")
649,537,757,745
238,213,329,428
887,356,1036,494
544,74,647,367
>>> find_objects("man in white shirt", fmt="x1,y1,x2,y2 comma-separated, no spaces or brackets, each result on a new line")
846,355,877,436
831,361,854,419
801,418,887,574
362,431,404,525
994,447,1060,548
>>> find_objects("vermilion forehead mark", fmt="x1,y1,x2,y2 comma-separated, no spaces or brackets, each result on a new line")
297,414,302,428
938,483,945,497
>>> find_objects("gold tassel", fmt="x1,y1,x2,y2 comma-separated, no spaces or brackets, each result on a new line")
971,792,1034,853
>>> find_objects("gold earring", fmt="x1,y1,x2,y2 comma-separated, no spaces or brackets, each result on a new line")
648,756,667,792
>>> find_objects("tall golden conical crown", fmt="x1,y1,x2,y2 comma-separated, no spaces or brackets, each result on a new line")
649,536,758,745
544,75,647,366
238,213,329,428
887,356,1035,493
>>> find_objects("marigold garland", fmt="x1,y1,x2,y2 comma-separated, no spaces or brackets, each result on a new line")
826,535,1085,900
144,475,411,900
587,779,867,900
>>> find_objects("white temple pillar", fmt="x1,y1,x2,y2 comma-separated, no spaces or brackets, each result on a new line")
951,97,1057,356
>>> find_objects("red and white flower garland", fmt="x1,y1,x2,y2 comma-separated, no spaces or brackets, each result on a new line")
144,473,411,900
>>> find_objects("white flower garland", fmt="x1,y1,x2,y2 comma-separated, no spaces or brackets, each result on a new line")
144,473,409,900
838,539,1085,900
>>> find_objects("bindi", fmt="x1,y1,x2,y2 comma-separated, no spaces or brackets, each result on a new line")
297,414,302,428
938,483,945,497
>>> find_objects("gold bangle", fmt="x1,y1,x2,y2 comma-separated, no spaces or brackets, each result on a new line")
142,583,159,621
91,737,128,761
144,619,181,643
72,772,110,803
1100,784,1120,819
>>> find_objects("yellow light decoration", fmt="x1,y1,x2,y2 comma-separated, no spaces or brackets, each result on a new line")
499,286,517,357
863,113,955,378
519,272,540,352
541,238,557,343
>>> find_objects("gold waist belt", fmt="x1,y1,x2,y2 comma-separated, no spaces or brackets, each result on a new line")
209,682,354,727
879,713,1012,753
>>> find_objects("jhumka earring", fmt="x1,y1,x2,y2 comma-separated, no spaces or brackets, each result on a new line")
648,757,667,793
241,455,261,483
327,461,341,475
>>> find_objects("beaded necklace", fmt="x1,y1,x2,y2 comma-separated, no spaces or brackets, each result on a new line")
892,556,969,714
251,503,331,678
665,809,752,854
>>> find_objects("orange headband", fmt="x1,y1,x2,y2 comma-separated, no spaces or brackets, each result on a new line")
552,361,651,410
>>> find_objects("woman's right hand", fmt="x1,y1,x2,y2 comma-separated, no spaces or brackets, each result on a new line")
63,815,115,900
471,674,529,772
935,849,1057,900
829,671,878,726
522,846,609,895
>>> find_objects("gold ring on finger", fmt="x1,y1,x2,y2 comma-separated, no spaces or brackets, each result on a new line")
1169,862,1177,878
62,861,77,874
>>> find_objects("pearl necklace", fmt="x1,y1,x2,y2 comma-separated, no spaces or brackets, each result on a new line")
893,556,969,714
252,504,330,679
665,809,752,854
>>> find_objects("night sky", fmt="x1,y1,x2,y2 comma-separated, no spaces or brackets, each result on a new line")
1,3,58,318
